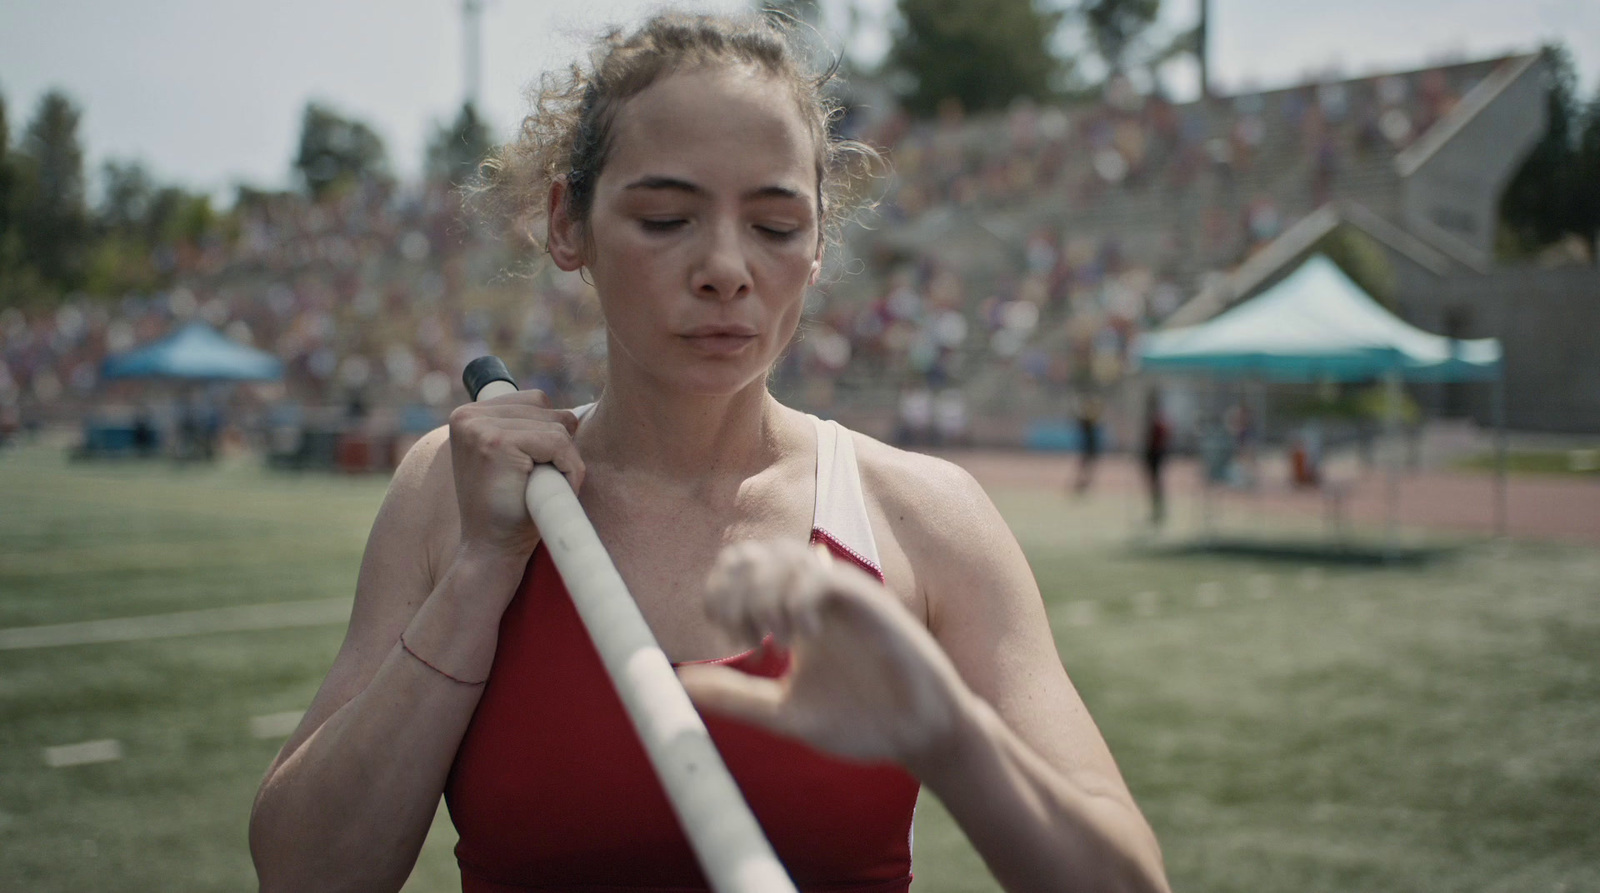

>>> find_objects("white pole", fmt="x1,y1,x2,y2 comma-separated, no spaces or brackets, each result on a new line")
1492,370,1508,539
1383,369,1401,559
470,364,797,893
462,0,484,109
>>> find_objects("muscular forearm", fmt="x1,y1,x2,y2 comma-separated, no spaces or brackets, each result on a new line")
249,547,526,893
912,696,1170,893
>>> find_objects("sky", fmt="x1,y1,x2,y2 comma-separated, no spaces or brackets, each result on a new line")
1,0,1596,201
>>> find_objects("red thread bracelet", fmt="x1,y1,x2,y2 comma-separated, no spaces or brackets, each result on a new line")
400,634,487,686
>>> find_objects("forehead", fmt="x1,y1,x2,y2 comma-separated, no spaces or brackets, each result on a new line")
601,67,818,196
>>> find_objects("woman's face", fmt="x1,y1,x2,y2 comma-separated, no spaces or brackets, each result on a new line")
554,65,822,397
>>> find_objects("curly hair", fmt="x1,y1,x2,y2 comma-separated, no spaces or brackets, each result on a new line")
477,9,883,257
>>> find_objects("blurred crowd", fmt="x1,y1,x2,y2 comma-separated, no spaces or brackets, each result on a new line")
0,180,609,464
0,57,1506,464
868,60,1488,219
777,56,1500,429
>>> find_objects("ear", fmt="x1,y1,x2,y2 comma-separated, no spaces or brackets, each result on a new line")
546,178,586,272
809,241,824,287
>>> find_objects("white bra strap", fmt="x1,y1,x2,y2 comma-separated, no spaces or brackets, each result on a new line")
811,416,882,572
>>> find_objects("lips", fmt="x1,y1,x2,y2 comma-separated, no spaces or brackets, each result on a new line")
679,324,758,338
679,325,758,355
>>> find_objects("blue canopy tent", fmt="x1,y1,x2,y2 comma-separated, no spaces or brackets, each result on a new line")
95,322,283,461
102,321,283,382
1137,254,1507,541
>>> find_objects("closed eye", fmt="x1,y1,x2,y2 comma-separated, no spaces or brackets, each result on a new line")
640,218,687,233
756,225,800,241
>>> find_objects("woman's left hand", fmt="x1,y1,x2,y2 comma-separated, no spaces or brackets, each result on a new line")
677,540,975,770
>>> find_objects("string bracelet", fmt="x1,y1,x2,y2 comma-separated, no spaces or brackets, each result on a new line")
400,634,487,686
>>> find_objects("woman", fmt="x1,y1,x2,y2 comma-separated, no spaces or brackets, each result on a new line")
249,13,1169,893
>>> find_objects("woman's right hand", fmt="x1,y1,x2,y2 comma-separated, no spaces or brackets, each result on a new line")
447,390,584,560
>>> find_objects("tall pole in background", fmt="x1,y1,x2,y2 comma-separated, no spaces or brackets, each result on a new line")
1197,0,1210,99
1383,368,1402,560
462,0,484,109
1493,369,1508,538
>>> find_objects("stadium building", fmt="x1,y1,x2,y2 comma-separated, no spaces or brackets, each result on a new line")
796,52,1599,442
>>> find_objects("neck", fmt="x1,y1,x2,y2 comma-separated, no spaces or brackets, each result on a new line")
579,369,789,486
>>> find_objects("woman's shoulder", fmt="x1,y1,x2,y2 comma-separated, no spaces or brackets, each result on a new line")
842,427,1004,556
394,423,452,487
377,424,460,584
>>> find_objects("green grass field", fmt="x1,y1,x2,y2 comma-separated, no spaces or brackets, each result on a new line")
2,442,1598,892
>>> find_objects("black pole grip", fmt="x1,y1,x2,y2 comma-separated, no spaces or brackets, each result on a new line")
462,355,516,401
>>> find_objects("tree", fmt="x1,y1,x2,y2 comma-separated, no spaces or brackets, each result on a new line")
1079,0,1161,77
86,160,217,295
888,0,1065,116
1571,87,1600,258
424,102,494,186
1498,45,1600,259
84,159,158,296
15,89,91,292
0,84,27,304
99,160,155,234
0,85,16,262
146,185,214,246
293,101,389,199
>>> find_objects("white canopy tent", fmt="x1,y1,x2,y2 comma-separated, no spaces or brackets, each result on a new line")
1137,254,1507,542
1139,255,1501,382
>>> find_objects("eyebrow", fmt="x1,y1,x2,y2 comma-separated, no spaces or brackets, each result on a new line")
621,176,809,203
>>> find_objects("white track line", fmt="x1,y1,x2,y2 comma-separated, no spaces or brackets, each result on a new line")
44,739,123,768
0,598,351,651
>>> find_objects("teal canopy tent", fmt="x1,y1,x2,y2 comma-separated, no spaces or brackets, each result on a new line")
102,321,283,382
1138,255,1501,382
1136,253,1508,541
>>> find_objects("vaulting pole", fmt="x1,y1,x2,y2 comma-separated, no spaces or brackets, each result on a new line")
463,357,797,893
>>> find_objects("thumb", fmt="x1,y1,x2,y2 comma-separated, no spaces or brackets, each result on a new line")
677,664,790,734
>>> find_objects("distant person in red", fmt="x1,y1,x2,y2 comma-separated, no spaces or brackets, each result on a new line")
248,12,1169,893
1143,391,1171,526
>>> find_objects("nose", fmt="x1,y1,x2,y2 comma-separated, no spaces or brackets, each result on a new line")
691,220,753,302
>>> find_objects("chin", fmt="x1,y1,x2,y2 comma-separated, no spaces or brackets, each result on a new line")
664,359,772,397
675,371,769,398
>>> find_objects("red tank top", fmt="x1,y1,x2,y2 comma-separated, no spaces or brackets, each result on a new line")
445,417,921,892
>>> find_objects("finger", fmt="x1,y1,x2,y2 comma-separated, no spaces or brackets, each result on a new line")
448,405,576,448
677,664,791,734
476,388,553,409
706,541,813,645
512,426,584,492
457,416,586,489
742,546,806,643
454,404,579,437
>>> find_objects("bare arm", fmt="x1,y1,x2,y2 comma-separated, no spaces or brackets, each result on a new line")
902,458,1168,893
248,393,582,893
679,446,1168,893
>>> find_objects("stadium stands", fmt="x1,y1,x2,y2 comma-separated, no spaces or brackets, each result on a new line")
3,53,1583,462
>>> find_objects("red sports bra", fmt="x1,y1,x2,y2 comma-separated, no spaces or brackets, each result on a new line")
445,416,921,892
